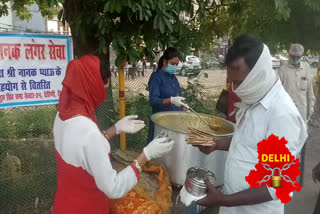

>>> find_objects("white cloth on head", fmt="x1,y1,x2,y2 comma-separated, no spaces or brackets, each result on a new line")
232,44,278,127
179,186,206,207
289,44,304,57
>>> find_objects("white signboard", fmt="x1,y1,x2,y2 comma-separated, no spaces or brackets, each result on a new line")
0,33,73,108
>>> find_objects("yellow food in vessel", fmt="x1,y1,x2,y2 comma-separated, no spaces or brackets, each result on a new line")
155,114,232,135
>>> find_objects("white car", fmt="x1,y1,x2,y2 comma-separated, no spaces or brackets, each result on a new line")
308,56,319,68
275,54,288,62
184,55,201,69
271,56,280,68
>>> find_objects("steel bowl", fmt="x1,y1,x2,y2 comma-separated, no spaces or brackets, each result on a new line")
185,167,216,197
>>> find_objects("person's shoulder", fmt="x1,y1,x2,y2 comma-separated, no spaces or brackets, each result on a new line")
150,70,163,79
301,62,311,70
76,118,106,147
279,62,289,71
66,116,101,137
270,86,300,117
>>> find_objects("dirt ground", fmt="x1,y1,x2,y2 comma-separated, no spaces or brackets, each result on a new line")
111,68,227,96
112,67,317,97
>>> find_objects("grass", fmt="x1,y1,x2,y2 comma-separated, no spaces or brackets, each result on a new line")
0,106,58,139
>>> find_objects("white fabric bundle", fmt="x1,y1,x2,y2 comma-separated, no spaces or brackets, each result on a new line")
179,186,206,207
233,44,278,126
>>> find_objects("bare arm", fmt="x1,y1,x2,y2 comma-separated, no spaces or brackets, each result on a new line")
163,98,171,107
136,152,148,168
196,137,232,154
103,126,117,141
222,186,272,207
215,137,232,151
198,180,272,208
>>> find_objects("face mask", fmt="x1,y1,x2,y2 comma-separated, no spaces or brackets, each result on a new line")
290,58,301,65
164,64,178,74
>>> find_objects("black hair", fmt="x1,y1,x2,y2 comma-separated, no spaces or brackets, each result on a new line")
225,34,264,71
157,47,180,69
100,60,111,84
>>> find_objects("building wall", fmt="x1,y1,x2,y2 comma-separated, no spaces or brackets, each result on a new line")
12,3,46,33
0,2,13,31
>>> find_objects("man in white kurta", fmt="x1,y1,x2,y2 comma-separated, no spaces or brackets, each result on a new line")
279,44,315,124
196,35,307,214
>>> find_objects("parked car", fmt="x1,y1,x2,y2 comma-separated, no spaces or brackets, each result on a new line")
178,66,202,76
275,54,288,62
308,56,319,68
271,56,280,68
184,55,201,69
176,61,201,76
274,54,288,66
201,57,224,69
176,55,202,76
301,56,309,63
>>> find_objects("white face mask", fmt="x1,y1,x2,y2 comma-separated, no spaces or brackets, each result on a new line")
233,44,277,105
232,44,277,126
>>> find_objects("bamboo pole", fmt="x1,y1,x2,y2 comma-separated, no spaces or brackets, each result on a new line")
118,66,126,150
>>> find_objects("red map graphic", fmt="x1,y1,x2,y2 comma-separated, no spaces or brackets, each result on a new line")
245,134,301,203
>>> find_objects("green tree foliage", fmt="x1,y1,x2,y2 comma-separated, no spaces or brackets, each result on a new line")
0,0,59,21
199,0,320,52
60,0,202,65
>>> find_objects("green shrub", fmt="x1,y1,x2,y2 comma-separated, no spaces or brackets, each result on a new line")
0,106,57,139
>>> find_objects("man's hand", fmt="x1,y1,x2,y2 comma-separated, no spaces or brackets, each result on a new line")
194,144,216,155
312,161,320,183
197,180,225,208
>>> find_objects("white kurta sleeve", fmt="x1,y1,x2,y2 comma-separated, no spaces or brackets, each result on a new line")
82,131,139,199
278,65,286,86
265,110,308,199
307,66,315,119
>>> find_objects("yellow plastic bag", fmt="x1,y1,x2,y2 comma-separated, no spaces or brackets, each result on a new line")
110,151,172,214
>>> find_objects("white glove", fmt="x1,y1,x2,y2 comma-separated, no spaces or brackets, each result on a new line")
143,137,175,161
115,115,145,134
171,96,188,108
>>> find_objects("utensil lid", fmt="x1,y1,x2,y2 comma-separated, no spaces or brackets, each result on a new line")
186,167,215,186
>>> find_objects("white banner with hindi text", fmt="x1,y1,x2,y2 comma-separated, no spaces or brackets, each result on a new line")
0,33,73,108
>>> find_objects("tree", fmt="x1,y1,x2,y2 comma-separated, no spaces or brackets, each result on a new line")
198,0,320,52
59,0,207,131
0,0,213,131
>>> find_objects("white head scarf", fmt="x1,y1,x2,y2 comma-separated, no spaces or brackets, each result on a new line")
289,44,304,57
232,44,278,127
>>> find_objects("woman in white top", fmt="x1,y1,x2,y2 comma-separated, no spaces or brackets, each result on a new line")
53,55,174,214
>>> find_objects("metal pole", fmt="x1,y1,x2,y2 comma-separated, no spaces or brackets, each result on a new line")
118,66,126,150
315,53,320,112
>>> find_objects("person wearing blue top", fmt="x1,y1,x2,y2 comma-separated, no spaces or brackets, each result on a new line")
147,47,188,143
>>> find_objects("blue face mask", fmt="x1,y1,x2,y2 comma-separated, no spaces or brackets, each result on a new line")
164,64,178,74
290,58,301,65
